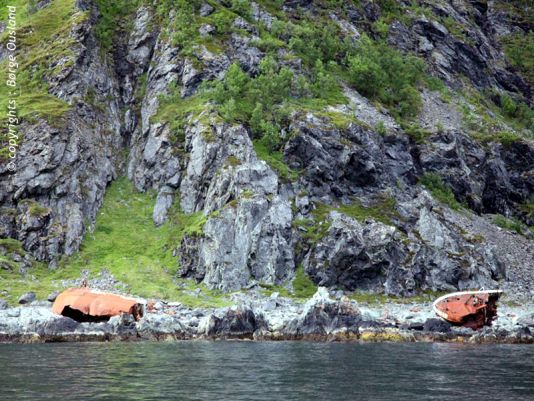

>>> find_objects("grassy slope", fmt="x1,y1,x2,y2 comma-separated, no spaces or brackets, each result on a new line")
1,178,231,306
0,0,81,123
1,0,532,305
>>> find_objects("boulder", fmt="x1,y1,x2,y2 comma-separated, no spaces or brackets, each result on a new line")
201,307,260,338
47,291,59,303
423,318,452,333
18,292,36,305
283,288,361,336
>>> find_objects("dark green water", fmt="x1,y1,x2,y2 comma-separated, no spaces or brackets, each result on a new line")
0,342,533,401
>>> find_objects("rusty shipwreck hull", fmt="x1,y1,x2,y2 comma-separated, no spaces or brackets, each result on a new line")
433,290,503,330
52,288,144,322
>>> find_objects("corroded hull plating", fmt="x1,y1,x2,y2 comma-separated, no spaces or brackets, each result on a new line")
52,288,144,322
433,290,503,330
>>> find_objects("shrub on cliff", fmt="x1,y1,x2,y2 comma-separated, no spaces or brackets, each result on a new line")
347,35,425,119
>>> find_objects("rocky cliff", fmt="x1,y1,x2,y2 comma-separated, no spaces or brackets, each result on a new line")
0,0,533,304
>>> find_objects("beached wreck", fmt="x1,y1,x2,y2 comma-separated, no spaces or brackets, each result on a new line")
433,290,503,330
52,288,144,322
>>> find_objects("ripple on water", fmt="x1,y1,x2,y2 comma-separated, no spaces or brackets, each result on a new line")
0,342,533,401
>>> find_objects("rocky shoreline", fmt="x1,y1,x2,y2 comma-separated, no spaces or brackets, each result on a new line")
1,288,532,345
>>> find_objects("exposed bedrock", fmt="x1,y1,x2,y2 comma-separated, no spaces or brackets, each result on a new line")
0,0,532,300
0,3,122,264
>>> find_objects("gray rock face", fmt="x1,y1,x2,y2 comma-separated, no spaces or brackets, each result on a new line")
201,307,260,338
303,192,506,296
423,318,452,333
0,307,80,338
415,131,534,222
137,313,187,339
177,118,294,291
283,288,361,337
1,1,532,303
517,313,534,328
285,113,415,201
385,2,531,98
251,2,274,29
47,291,59,303
305,212,404,292
18,292,36,305
0,2,122,263
199,3,214,17
0,290,532,343
153,186,174,226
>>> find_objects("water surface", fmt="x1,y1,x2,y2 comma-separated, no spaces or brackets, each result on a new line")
0,341,532,400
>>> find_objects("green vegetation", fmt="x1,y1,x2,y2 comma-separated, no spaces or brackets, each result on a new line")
94,0,141,53
419,172,463,211
493,214,532,236
292,265,317,298
19,199,51,217
0,0,82,131
0,178,231,306
502,31,533,86
294,196,400,248
154,0,253,55
0,238,26,255
401,122,432,144
0,238,26,274
440,16,473,45
253,137,298,181
347,35,425,119
337,196,399,226
260,264,317,300
497,93,534,135
150,0,458,176
520,197,534,220
212,58,293,136
460,83,533,142
56,177,218,303
207,56,346,139
155,54,344,181
293,203,333,246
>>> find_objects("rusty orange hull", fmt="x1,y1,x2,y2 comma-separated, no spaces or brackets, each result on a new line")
52,288,144,322
433,290,502,330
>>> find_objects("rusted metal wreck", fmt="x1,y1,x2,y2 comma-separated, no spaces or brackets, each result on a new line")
433,290,503,330
52,288,144,322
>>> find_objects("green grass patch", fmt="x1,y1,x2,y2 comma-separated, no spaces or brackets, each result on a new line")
0,0,85,140
19,199,51,217
338,196,399,226
419,172,463,211
293,203,332,246
520,197,534,219
0,261,56,304
94,0,140,53
253,137,298,182
401,122,433,144
292,265,317,298
294,196,399,248
346,34,425,120
501,31,534,86
259,265,317,300
0,177,230,306
0,238,26,255
460,86,533,141
493,214,529,236
56,177,221,304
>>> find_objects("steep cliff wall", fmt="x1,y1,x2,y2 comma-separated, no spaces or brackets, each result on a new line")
0,0,532,302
